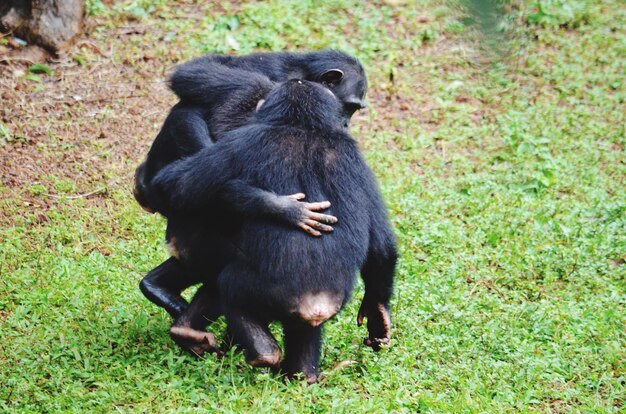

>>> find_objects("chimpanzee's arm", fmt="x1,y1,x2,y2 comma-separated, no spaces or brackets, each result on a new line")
220,180,337,237
150,134,337,234
170,58,273,106
133,105,212,213
357,173,397,350
148,138,238,214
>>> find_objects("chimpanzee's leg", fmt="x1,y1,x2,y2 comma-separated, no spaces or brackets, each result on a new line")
169,283,222,357
139,257,193,319
281,321,323,384
224,306,281,368
217,262,282,367
174,283,221,329
357,219,397,351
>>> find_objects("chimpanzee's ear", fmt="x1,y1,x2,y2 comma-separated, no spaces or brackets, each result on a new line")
256,99,266,111
320,69,344,85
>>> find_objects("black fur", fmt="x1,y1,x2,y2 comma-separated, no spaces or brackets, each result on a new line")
134,72,274,214
152,80,396,381
136,49,368,213
135,50,369,326
170,49,368,122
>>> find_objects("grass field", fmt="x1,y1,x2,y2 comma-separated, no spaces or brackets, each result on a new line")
0,0,624,412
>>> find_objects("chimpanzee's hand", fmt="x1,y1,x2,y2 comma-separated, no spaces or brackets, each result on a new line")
133,162,156,214
357,296,391,351
278,193,338,237
144,180,170,216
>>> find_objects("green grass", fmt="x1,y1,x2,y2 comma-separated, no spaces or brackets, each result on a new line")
1,0,625,412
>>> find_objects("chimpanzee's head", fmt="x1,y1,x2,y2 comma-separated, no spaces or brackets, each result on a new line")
304,50,368,125
256,79,344,132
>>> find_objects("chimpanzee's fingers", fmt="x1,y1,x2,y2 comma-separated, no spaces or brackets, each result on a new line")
288,193,306,201
303,201,331,211
305,211,338,224
304,219,333,233
357,310,365,326
363,336,390,351
364,337,390,346
367,304,391,338
298,222,322,237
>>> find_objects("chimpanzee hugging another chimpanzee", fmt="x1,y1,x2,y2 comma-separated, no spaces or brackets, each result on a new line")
133,50,397,382
134,51,367,324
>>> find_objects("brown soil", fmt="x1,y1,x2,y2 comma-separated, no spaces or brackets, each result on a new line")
0,19,179,219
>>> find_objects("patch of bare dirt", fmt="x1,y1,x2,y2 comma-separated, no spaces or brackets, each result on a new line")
0,23,179,222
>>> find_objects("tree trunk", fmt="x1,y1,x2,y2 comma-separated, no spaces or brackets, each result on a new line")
0,0,85,54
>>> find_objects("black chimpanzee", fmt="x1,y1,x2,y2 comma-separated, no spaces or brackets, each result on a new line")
134,49,367,213
151,80,397,383
134,50,369,337
167,49,368,127
136,74,342,354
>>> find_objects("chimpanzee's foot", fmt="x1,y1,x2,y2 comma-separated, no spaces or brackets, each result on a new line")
357,300,391,351
304,372,318,384
170,326,220,357
281,323,322,384
223,306,282,369
281,364,319,384
245,346,282,368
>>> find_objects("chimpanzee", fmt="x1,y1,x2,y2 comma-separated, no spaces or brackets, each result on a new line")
168,49,368,127
151,80,397,383
135,49,367,213
134,50,368,335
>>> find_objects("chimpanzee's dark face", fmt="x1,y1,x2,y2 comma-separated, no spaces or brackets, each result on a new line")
318,68,368,125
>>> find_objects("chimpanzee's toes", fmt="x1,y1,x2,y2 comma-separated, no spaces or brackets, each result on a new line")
245,346,281,368
305,372,318,384
363,336,390,351
247,352,281,368
281,369,319,384
170,326,219,357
